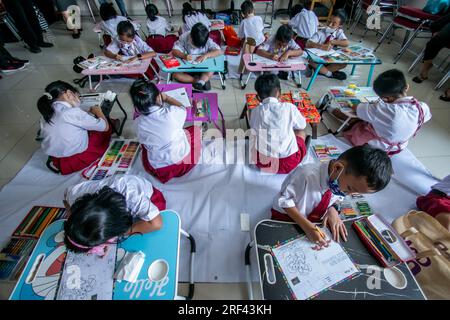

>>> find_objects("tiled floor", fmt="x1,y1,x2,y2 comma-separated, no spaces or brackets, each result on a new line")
0,14,449,300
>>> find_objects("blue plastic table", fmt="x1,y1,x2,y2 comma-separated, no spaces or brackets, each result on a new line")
305,49,382,91
157,54,227,89
10,210,196,300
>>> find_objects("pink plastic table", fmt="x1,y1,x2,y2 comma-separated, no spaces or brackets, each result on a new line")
240,53,307,89
81,57,153,91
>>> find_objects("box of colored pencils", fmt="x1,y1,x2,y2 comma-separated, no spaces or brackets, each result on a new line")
89,139,140,181
12,206,67,239
0,238,37,281
312,144,341,162
353,215,415,268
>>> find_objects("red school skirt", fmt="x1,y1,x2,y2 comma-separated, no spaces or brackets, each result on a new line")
142,126,202,184
51,128,112,175
417,190,450,218
255,136,307,174
150,187,167,211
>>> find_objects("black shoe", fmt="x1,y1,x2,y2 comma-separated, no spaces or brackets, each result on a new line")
278,71,288,80
11,58,29,65
38,41,54,48
331,71,347,80
29,46,41,53
203,80,211,91
193,82,204,91
72,31,81,39
0,62,25,73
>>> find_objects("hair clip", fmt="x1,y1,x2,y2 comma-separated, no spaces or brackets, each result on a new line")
43,92,53,100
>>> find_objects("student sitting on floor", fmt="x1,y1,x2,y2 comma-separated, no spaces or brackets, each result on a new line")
237,0,265,75
289,2,318,50
131,79,201,183
417,174,450,231
250,74,309,174
171,22,222,91
63,175,165,255
256,24,303,80
343,69,431,156
104,20,157,78
180,2,211,34
306,10,349,80
272,145,392,247
37,81,111,175
145,3,172,36
99,2,131,43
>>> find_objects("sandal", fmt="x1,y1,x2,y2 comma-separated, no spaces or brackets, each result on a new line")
412,76,428,83
439,91,450,102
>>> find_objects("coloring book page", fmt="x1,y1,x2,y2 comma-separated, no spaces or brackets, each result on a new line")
272,229,359,300
56,244,117,300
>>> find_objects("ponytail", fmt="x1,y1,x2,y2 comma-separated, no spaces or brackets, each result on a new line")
145,4,159,22
37,80,79,124
130,79,160,115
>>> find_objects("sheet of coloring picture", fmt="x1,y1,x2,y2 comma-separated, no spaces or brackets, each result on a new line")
272,229,359,300
56,244,117,300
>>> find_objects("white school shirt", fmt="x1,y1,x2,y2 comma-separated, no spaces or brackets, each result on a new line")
431,175,450,196
136,104,190,169
100,16,128,37
259,35,301,54
250,97,306,158
289,9,319,39
182,12,211,33
356,96,431,151
146,16,171,36
309,27,347,44
273,161,343,217
173,31,221,55
65,175,160,222
39,101,107,158
106,35,154,57
238,15,265,46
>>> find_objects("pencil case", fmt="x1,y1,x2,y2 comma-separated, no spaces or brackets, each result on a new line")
353,214,415,268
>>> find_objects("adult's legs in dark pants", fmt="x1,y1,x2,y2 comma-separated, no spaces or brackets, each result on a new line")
2,0,49,52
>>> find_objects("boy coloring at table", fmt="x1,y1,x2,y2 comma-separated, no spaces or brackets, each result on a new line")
180,2,211,34
343,69,431,156
172,22,222,91
272,144,392,247
145,3,172,36
37,81,112,175
256,24,303,80
306,10,349,80
250,74,309,174
237,1,266,75
63,175,165,256
131,79,201,183
289,2,319,49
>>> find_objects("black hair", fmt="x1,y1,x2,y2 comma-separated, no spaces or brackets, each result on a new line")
99,3,117,21
255,74,281,100
182,2,198,23
191,22,209,48
117,20,136,38
338,144,393,191
373,69,408,98
37,80,79,124
290,4,304,19
145,3,159,22
332,9,347,25
129,79,161,114
275,24,294,43
64,186,133,252
241,1,254,16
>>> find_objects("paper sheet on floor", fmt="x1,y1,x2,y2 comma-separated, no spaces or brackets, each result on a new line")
0,135,439,283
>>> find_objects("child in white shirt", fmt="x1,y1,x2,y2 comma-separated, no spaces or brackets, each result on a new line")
306,10,349,80
63,175,165,255
131,79,202,183
145,3,172,36
99,3,136,43
344,69,431,155
180,2,211,34
37,81,111,175
272,145,392,246
250,74,308,174
289,2,318,49
172,23,222,91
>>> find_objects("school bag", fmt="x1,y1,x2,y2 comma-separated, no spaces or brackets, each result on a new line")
392,210,450,299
